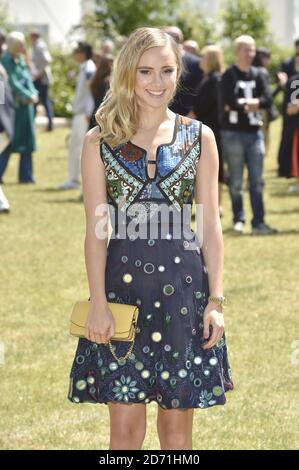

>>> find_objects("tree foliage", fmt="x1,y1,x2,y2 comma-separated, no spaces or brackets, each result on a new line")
222,0,272,45
94,0,180,37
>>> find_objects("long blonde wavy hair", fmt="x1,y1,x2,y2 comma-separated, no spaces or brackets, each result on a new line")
95,27,183,147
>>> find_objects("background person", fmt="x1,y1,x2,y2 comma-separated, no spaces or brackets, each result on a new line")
221,35,276,235
29,30,54,131
58,42,96,190
190,44,225,217
0,32,38,184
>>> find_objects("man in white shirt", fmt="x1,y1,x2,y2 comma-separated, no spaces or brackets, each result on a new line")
58,42,96,190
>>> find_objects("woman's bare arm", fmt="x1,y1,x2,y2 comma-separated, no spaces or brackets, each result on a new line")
194,124,224,349
81,127,116,344
81,126,108,305
195,124,223,297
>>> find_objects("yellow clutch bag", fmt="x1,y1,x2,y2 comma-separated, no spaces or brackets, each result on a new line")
70,300,139,361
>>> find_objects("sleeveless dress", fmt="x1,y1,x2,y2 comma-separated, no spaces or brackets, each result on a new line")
68,114,234,410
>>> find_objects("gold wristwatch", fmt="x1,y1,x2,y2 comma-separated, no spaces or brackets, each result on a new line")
208,295,227,308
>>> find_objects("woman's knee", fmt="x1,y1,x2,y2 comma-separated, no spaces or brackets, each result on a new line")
111,422,146,441
157,409,193,450
109,403,146,449
157,420,191,449
158,427,191,450
110,424,146,449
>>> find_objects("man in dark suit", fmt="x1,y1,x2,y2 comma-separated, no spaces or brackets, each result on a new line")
277,38,299,193
164,26,203,116
282,38,299,78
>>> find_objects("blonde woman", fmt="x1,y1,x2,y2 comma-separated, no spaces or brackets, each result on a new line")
68,27,233,450
190,45,225,217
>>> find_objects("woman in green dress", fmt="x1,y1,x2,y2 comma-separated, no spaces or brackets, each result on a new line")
0,31,38,183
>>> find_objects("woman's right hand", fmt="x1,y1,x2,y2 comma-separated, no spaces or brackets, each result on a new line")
25,96,38,105
30,95,39,104
85,300,115,344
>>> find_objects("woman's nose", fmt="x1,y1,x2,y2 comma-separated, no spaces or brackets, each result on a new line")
150,73,164,86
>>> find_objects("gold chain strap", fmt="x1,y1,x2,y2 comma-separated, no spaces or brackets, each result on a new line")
108,319,137,362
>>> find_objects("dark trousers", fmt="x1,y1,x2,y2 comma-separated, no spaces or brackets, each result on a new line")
0,145,34,182
34,79,53,130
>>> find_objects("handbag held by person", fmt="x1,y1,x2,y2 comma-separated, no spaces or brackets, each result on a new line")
70,300,139,362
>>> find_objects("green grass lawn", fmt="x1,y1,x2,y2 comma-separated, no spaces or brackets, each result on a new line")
0,119,298,450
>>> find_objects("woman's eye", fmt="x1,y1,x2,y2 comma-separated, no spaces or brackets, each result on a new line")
139,69,174,75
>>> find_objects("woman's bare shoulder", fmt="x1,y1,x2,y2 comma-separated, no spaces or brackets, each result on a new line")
201,123,216,144
85,125,100,142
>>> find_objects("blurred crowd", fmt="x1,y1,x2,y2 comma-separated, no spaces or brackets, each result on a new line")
0,26,298,235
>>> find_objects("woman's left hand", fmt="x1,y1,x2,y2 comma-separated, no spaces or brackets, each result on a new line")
202,302,224,350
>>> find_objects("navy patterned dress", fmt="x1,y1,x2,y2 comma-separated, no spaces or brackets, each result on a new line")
68,114,234,410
